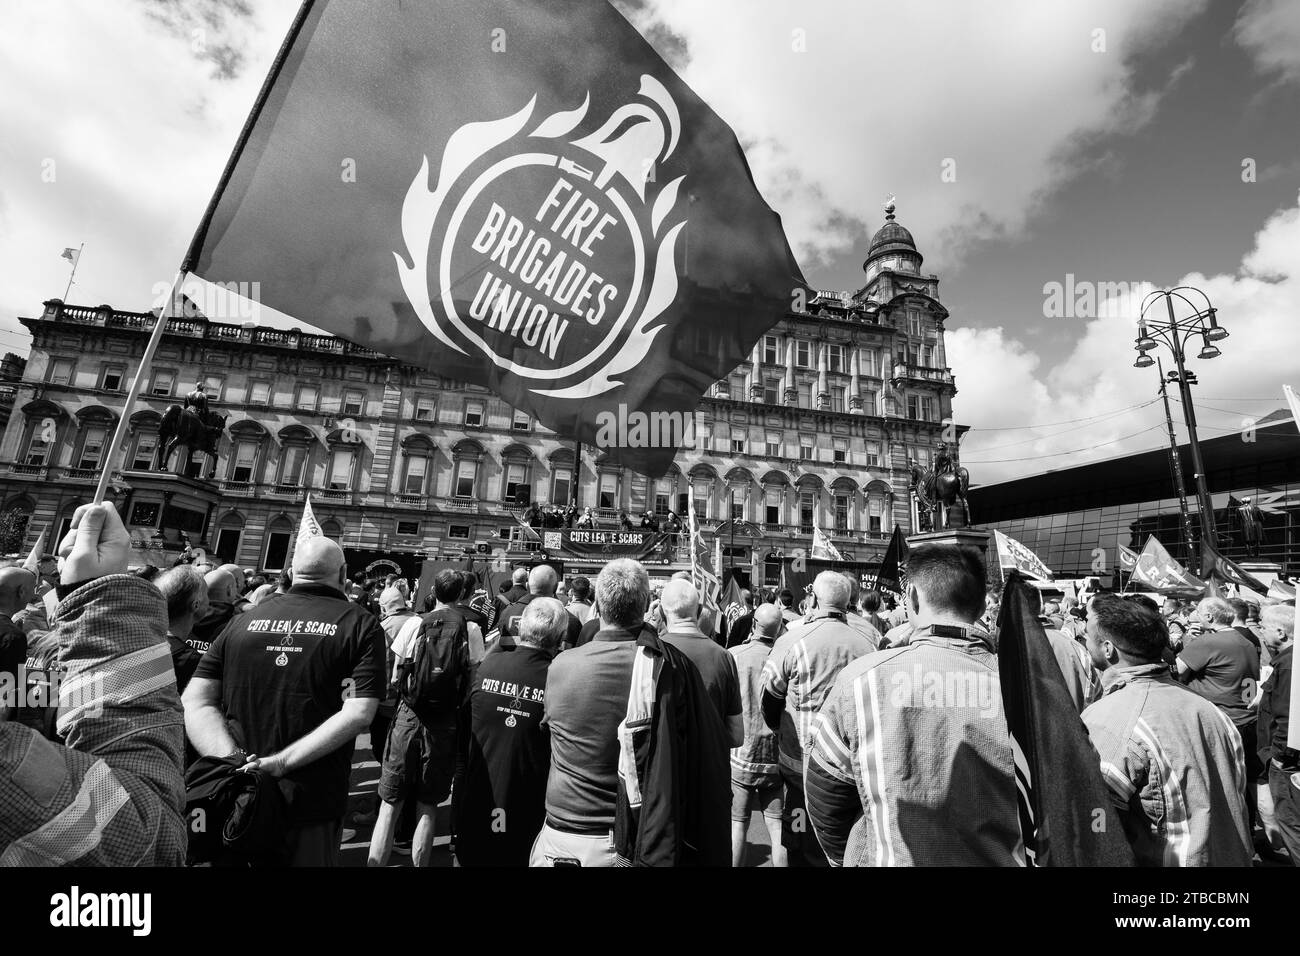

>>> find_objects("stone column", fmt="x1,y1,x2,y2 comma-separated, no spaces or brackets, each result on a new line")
749,343,764,403
849,344,863,414
783,335,797,406
816,341,830,411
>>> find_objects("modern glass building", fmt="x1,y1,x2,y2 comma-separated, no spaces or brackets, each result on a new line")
968,409,1300,578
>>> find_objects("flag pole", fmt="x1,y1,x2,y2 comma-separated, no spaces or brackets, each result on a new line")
92,269,185,505
62,242,84,302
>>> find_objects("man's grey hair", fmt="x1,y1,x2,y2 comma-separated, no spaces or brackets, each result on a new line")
512,567,529,586
1196,596,1235,627
812,570,850,612
155,565,208,621
518,597,568,651
1260,604,1295,640
528,564,558,597
660,578,700,621
595,559,650,628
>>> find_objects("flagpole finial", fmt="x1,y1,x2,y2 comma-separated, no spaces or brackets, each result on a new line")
884,195,897,220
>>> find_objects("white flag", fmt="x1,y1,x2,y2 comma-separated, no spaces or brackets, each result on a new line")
61,247,79,265
811,525,843,561
298,494,323,545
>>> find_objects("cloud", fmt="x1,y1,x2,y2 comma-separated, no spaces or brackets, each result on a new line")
619,0,1209,272
952,191,1300,484
1234,0,1300,85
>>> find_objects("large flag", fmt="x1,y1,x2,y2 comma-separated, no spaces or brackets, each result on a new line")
867,525,907,599
997,573,1134,866
182,0,806,477
1201,542,1268,595
1129,535,1205,594
810,525,843,561
993,529,1053,582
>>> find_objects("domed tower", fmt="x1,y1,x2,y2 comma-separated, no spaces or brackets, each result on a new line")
862,199,923,286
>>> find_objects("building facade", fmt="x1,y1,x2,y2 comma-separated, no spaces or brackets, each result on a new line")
0,205,963,583
969,409,1300,578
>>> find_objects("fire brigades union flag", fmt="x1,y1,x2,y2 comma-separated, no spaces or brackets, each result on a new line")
184,0,807,476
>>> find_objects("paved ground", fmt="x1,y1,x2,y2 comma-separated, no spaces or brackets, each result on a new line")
338,732,777,867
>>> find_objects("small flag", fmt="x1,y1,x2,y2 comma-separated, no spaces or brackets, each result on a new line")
298,494,323,545
1129,535,1205,594
997,573,1135,866
686,493,718,609
1117,542,1139,572
810,525,843,561
718,574,745,630
22,527,47,576
868,525,907,600
993,529,1053,582
60,247,80,266
181,0,807,479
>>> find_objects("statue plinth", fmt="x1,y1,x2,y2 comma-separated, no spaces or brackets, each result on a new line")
907,528,991,555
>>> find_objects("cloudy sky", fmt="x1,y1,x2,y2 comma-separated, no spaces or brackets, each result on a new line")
2,0,1297,483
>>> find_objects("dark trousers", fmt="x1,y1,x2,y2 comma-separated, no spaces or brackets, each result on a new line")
283,819,342,867
780,763,827,868
1269,764,1300,865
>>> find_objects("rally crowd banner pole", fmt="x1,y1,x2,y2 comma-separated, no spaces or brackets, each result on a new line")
92,269,186,505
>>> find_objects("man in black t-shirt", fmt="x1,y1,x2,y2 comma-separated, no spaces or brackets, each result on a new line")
458,598,567,865
494,568,529,623
183,538,384,866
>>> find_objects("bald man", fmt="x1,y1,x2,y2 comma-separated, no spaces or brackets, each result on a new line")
498,564,581,651
729,603,786,866
0,566,35,714
184,536,385,866
660,579,743,747
760,570,875,867
189,565,240,653
494,567,530,622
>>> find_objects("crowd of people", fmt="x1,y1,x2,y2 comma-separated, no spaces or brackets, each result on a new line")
1,500,1295,867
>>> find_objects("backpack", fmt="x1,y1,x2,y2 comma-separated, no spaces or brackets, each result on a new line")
399,609,468,724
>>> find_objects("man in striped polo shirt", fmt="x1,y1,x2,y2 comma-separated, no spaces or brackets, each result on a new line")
760,571,875,866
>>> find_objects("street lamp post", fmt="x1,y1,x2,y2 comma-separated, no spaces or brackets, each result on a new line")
1133,287,1229,574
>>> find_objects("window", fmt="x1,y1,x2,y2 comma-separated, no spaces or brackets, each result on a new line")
202,374,224,401
866,441,881,467
48,358,75,386
797,382,811,409
908,310,922,337
295,385,319,411
713,422,729,453
129,502,159,526
100,365,125,392
766,433,781,458
505,463,529,503
150,370,175,396
552,466,572,506
765,488,783,528
831,387,845,413
795,339,811,368
730,488,744,520
327,447,355,490
215,528,241,564
731,436,745,455
230,440,259,482
729,374,746,399
248,381,271,406
800,435,814,461
869,496,884,533
914,446,933,470
448,525,470,540
654,492,670,517
279,445,308,486
763,335,780,365
864,390,878,417
692,479,709,519
454,460,478,498
463,400,484,427
834,493,850,533
343,390,364,416
763,377,781,405
132,433,159,471
403,454,428,495
921,396,935,421
861,349,876,378
827,344,844,373
396,520,420,536
24,425,52,465
799,492,816,533
599,472,619,509
264,530,292,572
907,394,920,420
920,345,933,368
414,397,436,421
512,409,531,432
77,426,107,470
833,439,848,464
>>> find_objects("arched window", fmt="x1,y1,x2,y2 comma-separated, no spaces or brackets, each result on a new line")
276,424,318,490
319,518,343,543
547,448,574,508
1,495,36,548
71,406,119,474
451,438,485,500
128,410,163,472
226,420,269,485
16,399,68,472
399,434,435,497
501,443,534,506
796,474,823,534
865,480,892,535
324,427,363,492
760,470,790,530
831,477,859,534
214,511,244,565
263,515,294,572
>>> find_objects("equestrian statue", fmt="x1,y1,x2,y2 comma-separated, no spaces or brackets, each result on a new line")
156,383,227,479
908,443,971,531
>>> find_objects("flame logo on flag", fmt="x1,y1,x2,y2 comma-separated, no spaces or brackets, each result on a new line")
396,76,687,400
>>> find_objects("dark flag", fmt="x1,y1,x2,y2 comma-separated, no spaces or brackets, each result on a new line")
1200,542,1268,595
996,573,1134,866
183,0,806,477
718,574,745,632
868,525,907,600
